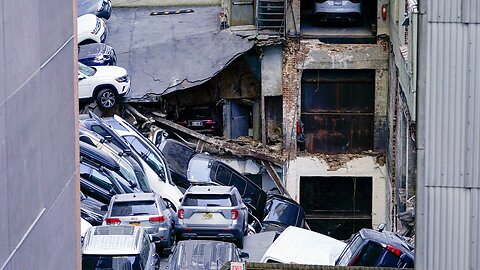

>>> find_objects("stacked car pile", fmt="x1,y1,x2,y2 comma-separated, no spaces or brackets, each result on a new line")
79,111,414,269
76,0,130,110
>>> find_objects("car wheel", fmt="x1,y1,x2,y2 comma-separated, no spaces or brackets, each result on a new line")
96,88,117,109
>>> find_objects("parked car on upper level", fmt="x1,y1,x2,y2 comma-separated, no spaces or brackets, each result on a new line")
82,226,160,270
79,43,117,66
261,226,347,265
78,0,112,20
261,195,306,233
187,153,267,220
176,185,249,248
103,193,175,250
313,0,363,25
78,62,130,109
77,14,107,45
335,227,415,268
173,106,222,136
167,240,249,270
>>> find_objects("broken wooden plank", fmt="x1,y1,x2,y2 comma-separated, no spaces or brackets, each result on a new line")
262,161,290,198
152,116,284,164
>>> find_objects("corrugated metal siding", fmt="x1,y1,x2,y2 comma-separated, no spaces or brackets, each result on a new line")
424,188,476,270
425,23,470,188
427,0,462,22
461,0,480,23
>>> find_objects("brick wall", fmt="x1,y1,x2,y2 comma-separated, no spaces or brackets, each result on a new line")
282,38,301,158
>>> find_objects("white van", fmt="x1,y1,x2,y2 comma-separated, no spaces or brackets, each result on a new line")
260,226,347,265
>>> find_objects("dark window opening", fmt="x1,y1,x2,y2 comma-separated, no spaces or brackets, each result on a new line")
300,176,372,240
301,69,375,154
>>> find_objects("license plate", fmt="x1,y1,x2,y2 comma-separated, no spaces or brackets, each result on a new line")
130,222,141,226
190,121,203,127
202,213,213,220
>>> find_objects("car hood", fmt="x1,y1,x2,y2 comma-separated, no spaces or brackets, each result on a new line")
92,66,127,79
77,14,98,36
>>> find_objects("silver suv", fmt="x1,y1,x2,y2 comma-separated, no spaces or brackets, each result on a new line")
82,226,159,270
103,193,175,249
176,185,249,248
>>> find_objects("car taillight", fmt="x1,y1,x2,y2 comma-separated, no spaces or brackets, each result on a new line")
231,209,239,220
348,255,360,266
149,215,165,223
205,120,216,124
178,209,185,219
105,218,121,225
386,245,403,257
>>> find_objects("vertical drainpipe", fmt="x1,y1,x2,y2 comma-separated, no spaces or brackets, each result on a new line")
414,0,427,269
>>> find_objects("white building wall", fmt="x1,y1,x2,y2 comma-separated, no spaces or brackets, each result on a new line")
285,156,391,229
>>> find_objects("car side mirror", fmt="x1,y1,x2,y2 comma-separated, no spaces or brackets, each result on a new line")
78,74,86,81
377,223,386,232
109,188,117,195
240,252,249,259
179,197,183,203
129,181,137,188
101,204,108,211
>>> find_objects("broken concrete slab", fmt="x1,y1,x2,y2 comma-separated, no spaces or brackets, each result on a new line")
105,6,255,101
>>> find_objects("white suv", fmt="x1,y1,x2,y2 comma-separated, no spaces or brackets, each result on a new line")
78,62,130,109
77,14,108,45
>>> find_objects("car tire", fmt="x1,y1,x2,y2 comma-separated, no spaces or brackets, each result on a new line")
96,88,117,109
235,234,244,249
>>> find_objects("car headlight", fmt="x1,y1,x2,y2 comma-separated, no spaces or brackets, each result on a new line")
116,75,129,83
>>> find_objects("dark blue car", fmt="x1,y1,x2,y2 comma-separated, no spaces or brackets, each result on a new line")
336,228,414,268
78,0,112,20
78,43,116,66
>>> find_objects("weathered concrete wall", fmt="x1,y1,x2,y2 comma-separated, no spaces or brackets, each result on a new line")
285,156,390,230
111,0,220,7
261,45,283,97
0,0,79,269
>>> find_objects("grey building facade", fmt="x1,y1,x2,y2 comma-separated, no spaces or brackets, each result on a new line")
0,0,79,269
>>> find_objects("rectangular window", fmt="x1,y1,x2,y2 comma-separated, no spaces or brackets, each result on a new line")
301,70,375,154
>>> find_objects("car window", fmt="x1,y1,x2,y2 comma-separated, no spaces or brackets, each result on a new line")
90,169,114,191
91,125,109,138
78,62,96,76
118,159,137,183
214,164,232,185
111,201,159,216
80,163,92,179
355,242,385,266
336,234,364,265
140,235,151,267
183,194,232,207
82,255,142,270
124,136,167,181
230,172,247,194
263,200,300,226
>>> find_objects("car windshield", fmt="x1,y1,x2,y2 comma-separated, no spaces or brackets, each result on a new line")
78,62,96,76
263,200,300,226
111,200,159,216
82,255,142,270
183,194,233,207
124,136,167,182
118,159,137,185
